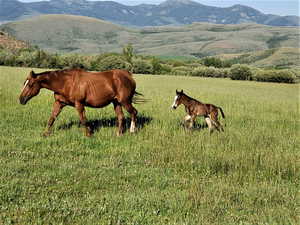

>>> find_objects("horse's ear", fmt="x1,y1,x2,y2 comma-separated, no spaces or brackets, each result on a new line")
180,89,183,94
30,70,37,78
176,89,179,94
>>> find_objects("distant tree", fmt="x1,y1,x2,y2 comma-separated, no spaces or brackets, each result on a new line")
230,64,253,80
122,44,134,69
202,57,232,68
151,57,163,74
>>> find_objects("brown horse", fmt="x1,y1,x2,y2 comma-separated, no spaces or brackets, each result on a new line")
171,90,225,134
19,68,141,136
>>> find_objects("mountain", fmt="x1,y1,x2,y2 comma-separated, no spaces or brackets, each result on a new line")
0,14,298,58
0,0,299,27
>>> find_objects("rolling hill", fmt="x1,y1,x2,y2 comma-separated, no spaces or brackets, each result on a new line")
217,48,300,69
0,14,299,61
0,0,299,27
0,15,134,53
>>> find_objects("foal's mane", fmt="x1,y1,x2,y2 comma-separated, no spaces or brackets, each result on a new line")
182,92,202,104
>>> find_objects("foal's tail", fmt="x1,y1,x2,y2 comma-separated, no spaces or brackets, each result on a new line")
218,107,225,119
132,91,149,104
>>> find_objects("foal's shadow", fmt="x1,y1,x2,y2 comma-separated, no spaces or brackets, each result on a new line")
57,115,153,134
180,121,208,131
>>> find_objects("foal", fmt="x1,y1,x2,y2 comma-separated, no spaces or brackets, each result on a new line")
171,90,225,133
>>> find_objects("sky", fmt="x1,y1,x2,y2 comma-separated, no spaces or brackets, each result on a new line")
18,0,300,16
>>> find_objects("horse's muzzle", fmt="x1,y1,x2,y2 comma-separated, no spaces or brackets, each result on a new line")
19,96,30,105
172,105,177,110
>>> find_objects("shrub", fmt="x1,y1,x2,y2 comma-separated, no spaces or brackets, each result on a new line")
16,51,35,67
253,69,296,83
170,66,193,76
191,66,229,78
132,59,153,74
96,55,131,71
202,57,232,68
164,59,186,67
0,50,17,66
159,64,172,74
151,58,163,74
60,54,90,69
229,64,253,80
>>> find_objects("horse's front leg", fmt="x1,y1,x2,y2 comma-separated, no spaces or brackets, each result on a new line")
75,102,92,137
183,114,191,128
43,101,65,137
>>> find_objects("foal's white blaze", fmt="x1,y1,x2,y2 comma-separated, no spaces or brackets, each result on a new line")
171,95,178,108
22,80,29,92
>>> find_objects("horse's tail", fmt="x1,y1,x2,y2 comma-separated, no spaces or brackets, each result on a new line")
132,91,149,104
218,107,225,119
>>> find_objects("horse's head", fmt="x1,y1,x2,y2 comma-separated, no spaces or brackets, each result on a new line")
171,89,184,109
19,71,42,105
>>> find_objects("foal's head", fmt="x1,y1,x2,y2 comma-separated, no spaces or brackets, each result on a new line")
171,89,184,109
19,71,42,105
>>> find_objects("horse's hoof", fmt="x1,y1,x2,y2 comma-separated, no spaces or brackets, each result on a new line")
129,129,137,134
85,132,92,137
42,132,51,137
116,131,124,136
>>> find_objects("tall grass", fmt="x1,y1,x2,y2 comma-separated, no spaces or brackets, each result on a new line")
0,66,299,224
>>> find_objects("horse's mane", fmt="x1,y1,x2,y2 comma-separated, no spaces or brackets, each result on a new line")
36,68,84,77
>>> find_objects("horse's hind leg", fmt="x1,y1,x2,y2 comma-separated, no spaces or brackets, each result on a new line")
113,101,125,136
43,100,65,137
217,121,224,132
123,103,138,133
75,102,92,137
210,112,223,132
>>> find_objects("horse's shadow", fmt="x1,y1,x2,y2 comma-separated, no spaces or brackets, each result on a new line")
57,115,153,134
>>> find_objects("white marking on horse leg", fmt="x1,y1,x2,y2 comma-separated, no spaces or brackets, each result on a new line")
184,115,191,121
171,95,178,108
205,117,213,133
130,120,136,133
22,80,29,92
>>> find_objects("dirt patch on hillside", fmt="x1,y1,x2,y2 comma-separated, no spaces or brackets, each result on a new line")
0,31,29,51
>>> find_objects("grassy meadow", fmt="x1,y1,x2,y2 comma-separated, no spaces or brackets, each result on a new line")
0,66,299,224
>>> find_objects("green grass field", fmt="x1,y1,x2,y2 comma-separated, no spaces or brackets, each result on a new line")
0,66,299,225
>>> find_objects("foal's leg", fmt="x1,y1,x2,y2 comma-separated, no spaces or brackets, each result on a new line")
123,103,138,133
113,101,125,136
205,116,213,134
210,112,223,132
183,114,191,129
43,100,65,137
189,115,196,129
75,102,92,137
